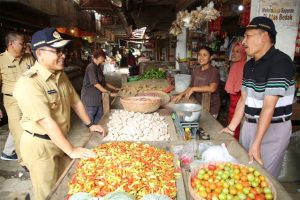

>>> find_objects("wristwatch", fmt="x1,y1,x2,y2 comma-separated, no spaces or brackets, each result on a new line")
85,122,94,128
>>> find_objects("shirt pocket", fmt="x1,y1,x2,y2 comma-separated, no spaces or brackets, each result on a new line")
3,65,17,80
47,92,59,110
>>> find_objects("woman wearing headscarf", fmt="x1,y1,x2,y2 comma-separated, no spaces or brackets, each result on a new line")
225,42,247,140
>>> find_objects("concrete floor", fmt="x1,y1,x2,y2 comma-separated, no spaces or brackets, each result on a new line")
0,69,299,200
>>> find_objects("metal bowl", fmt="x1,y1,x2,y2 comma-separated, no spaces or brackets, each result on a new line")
173,103,202,122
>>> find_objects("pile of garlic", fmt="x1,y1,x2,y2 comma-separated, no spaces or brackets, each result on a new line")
104,110,170,141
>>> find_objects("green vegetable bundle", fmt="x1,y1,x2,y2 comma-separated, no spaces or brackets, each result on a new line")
137,69,167,80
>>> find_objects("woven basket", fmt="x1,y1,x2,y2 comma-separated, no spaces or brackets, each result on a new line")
120,96,161,113
137,90,171,106
188,162,277,200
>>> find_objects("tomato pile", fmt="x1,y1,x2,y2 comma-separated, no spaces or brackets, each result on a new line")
68,142,178,199
190,162,274,200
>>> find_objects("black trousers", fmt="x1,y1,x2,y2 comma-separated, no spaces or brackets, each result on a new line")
129,66,139,76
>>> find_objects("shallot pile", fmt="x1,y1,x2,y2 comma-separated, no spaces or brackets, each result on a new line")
105,110,170,141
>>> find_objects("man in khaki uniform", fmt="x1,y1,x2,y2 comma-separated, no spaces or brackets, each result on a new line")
0,31,34,163
13,28,105,200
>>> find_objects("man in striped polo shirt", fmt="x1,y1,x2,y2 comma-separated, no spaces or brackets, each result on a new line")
220,16,296,178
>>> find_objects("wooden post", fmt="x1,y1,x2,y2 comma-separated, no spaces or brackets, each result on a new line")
121,74,127,86
102,92,110,115
201,93,211,112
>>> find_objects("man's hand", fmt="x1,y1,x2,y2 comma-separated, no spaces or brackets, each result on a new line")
218,127,234,136
248,142,264,165
0,109,3,119
89,124,106,135
110,92,119,97
69,147,96,159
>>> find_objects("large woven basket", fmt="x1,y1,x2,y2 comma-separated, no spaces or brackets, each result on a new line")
188,162,277,200
120,96,161,113
137,90,171,106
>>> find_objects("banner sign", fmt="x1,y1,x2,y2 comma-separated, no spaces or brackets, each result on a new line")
259,0,299,26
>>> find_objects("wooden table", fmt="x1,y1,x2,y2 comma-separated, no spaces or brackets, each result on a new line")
47,110,187,200
47,109,292,200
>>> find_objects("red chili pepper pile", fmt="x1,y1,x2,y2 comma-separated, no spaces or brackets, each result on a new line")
68,142,178,199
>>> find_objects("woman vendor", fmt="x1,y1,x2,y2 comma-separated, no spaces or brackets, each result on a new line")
172,46,220,118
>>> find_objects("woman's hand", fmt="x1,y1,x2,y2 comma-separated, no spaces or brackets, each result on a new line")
172,94,183,103
184,87,194,100
218,126,235,136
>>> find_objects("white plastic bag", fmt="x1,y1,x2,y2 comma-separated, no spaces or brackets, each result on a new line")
197,142,213,159
141,194,172,200
103,63,116,74
69,192,92,200
174,74,191,92
201,143,238,163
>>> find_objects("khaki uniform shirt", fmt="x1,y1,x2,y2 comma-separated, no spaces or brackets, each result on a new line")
13,61,80,135
0,50,34,94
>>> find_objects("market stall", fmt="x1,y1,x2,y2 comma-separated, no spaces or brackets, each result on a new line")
139,61,175,75
46,106,292,200
47,109,186,200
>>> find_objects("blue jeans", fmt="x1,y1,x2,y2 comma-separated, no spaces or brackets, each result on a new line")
85,106,103,124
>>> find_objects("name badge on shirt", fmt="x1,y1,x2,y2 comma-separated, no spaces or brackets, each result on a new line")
47,90,57,94
8,65,16,68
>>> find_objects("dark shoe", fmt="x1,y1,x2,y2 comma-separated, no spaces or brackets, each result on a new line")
0,152,18,161
21,165,29,172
